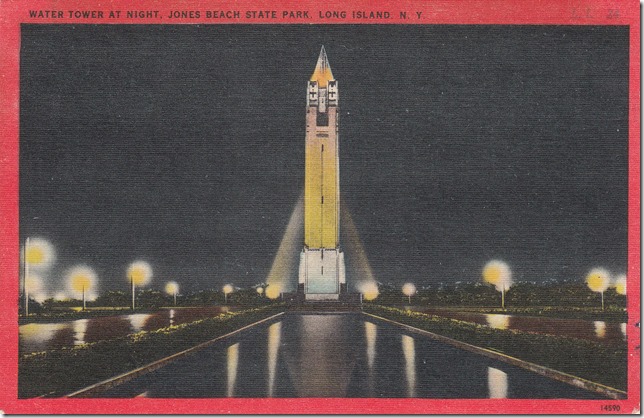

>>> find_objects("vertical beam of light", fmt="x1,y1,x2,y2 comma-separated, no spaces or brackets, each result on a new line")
621,323,627,340
340,200,377,290
227,343,240,397
487,367,509,398
401,334,416,397
266,193,304,295
267,322,282,397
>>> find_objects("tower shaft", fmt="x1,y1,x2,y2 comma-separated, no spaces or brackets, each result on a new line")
299,46,345,300
304,104,339,248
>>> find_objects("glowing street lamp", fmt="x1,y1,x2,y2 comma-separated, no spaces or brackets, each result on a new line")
402,283,416,304
614,274,626,296
165,281,179,306
22,237,55,316
359,281,379,303
223,284,234,304
127,261,152,310
265,283,282,300
256,286,265,296
67,265,97,310
586,268,611,310
483,260,513,309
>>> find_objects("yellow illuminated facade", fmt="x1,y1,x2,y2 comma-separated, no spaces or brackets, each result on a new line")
299,47,345,299
304,46,340,249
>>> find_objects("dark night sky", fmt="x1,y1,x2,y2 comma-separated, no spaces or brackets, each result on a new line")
20,24,629,295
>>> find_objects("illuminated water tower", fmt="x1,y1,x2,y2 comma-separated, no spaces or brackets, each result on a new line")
297,46,346,300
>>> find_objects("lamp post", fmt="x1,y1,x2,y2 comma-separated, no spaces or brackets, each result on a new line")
127,261,153,311
165,281,179,306
67,265,97,311
23,237,55,316
360,282,379,302
501,283,505,310
482,260,513,310
402,283,416,305
586,268,610,311
130,274,136,310
223,284,233,305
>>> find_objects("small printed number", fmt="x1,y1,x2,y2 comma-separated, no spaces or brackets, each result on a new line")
607,9,620,19
601,405,621,412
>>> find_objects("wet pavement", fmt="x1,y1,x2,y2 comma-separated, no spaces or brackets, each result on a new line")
96,313,604,399
19,307,233,353
419,309,626,344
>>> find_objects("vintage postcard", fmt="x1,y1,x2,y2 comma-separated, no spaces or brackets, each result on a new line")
0,0,640,414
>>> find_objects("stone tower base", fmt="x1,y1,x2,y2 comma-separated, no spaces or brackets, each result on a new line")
298,248,345,300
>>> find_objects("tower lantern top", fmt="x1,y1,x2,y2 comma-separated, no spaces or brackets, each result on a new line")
310,46,334,88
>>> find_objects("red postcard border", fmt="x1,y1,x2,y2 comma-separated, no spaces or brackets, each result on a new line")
0,0,639,414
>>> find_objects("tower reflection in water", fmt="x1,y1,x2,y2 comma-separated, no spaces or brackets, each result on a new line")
226,343,239,397
267,322,282,397
401,334,416,397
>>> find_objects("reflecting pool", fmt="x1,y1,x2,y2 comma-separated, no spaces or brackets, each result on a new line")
97,313,604,399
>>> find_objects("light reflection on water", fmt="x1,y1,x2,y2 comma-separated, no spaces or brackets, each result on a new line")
128,314,152,333
19,307,233,353
96,314,606,399
364,321,378,396
488,367,508,398
365,321,377,370
620,323,627,340
401,334,416,397
423,309,627,344
73,319,89,345
293,315,348,397
19,323,66,352
226,343,239,397
485,314,510,330
594,321,606,338
267,322,281,397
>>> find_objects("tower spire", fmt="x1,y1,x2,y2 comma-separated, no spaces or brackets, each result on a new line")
311,46,334,87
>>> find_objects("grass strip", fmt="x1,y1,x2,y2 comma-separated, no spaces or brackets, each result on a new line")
363,305,627,391
19,304,285,398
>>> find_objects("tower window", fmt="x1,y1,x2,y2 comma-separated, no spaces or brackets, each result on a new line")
316,111,329,126
321,196,324,204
